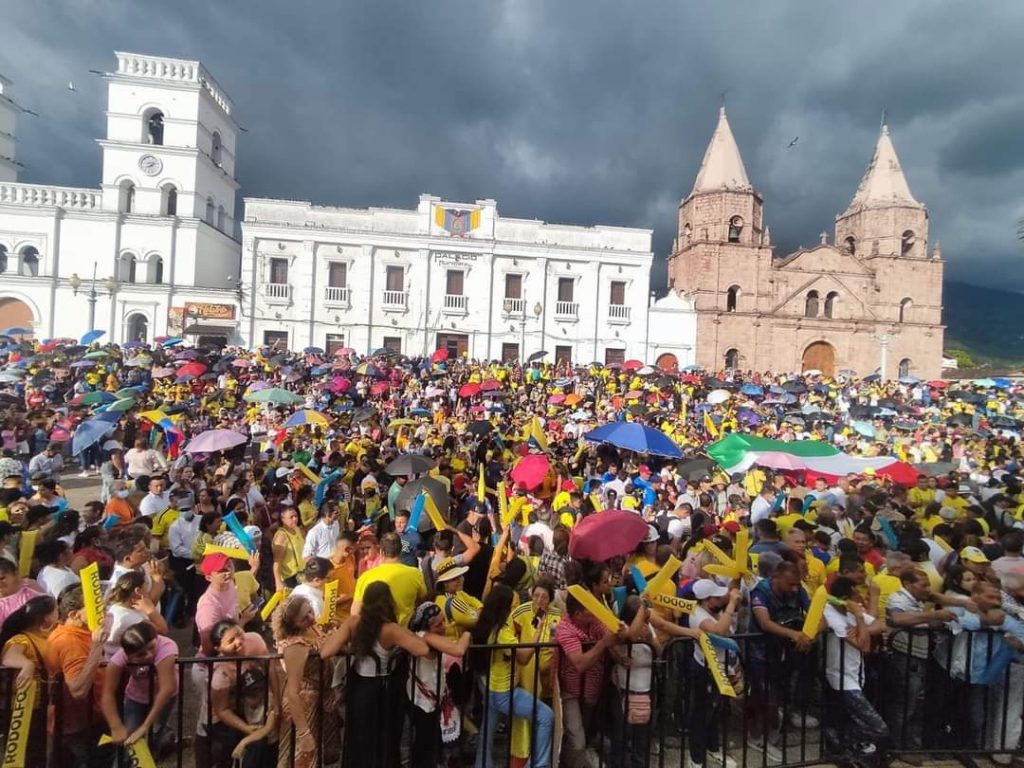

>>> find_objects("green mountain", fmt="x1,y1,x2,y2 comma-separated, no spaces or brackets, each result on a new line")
943,280,1024,365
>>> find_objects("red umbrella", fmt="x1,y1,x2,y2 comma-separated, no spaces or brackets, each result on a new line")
370,381,390,397
510,454,550,490
431,349,449,363
177,362,208,378
927,380,950,389
480,379,502,392
329,376,350,394
623,359,644,371
569,510,651,561
459,383,481,399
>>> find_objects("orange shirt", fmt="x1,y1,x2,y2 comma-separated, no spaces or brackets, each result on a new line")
44,624,102,734
103,497,135,526
328,558,357,621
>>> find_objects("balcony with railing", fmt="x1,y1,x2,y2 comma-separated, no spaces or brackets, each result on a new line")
265,283,290,303
443,294,468,314
502,297,525,316
381,290,408,309
608,303,631,324
554,300,579,320
0,182,102,210
324,286,351,306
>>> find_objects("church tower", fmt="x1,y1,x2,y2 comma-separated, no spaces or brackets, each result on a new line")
0,74,18,182
667,107,773,371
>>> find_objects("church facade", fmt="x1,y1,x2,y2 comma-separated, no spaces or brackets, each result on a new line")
666,108,945,379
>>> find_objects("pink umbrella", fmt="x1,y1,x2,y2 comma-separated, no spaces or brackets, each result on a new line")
184,428,248,454
231,359,252,368
569,509,650,561
329,376,351,394
152,367,175,378
547,394,566,405
246,381,271,392
333,347,356,357
370,381,390,397
510,454,551,491
459,383,481,399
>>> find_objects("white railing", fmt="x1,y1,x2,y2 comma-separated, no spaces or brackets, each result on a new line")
0,182,101,209
443,294,468,312
382,290,407,308
324,286,350,304
114,52,233,115
608,304,631,322
554,300,579,319
503,297,525,315
265,283,290,300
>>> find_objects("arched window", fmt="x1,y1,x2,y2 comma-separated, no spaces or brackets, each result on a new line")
728,215,744,243
144,109,164,146
898,358,912,378
726,285,740,312
19,247,39,277
217,205,226,231
120,181,135,214
162,185,177,216
205,198,215,225
824,291,838,319
152,257,164,285
682,223,692,243
844,236,855,255
0,245,7,273
211,131,223,166
805,290,819,318
119,253,137,284
724,348,739,370
899,297,912,323
901,230,916,257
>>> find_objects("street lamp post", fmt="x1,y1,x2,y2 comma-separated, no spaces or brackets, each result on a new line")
873,331,898,381
501,300,543,367
68,262,120,332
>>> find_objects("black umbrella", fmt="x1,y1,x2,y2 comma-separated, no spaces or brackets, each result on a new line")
395,477,451,531
528,350,548,363
352,406,377,423
849,404,881,419
385,454,437,476
990,415,1020,429
466,420,494,436
946,414,972,427
781,381,807,394
676,457,716,482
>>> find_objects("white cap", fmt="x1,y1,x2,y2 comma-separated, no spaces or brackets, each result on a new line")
693,579,729,600
642,524,660,543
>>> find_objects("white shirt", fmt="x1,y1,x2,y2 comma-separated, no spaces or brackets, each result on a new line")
302,519,339,559
289,583,324,617
169,513,202,559
823,604,875,691
750,495,772,524
139,491,171,517
38,565,78,599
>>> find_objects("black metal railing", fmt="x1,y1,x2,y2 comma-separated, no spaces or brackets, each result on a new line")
1,627,1023,767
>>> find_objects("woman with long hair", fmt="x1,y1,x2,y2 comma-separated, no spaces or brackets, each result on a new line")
100,621,179,759
271,507,305,592
472,583,554,768
0,594,57,767
105,570,169,657
320,581,430,768
196,487,222,517
272,596,340,768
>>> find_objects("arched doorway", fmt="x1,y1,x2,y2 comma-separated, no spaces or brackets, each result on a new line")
656,353,678,372
125,313,148,343
802,341,836,377
0,298,35,335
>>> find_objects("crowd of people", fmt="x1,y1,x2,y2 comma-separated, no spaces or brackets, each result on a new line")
1,334,1024,768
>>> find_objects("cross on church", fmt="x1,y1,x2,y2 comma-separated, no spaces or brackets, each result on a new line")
819,231,828,245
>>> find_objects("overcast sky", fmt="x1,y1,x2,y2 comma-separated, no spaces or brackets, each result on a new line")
5,0,1023,291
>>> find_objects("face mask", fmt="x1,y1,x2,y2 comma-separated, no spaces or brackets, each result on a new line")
116,490,130,499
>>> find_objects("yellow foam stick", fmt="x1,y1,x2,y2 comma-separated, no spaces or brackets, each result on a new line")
734,528,750,572
933,535,952,554
478,464,486,503
204,543,251,561
423,493,447,531
506,495,526,527
6,679,36,767
17,529,37,578
98,734,156,768
589,493,603,512
703,564,741,580
698,632,736,697
802,585,828,638
295,463,321,485
319,579,339,625
567,585,620,634
80,562,105,632
644,556,682,598
651,593,696,614
573,441,586,463
497,481,509,523
702,538,752,581
261,590,284,621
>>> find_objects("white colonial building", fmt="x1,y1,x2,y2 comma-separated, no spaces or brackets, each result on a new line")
1,50,697,366
0,53,243,346
241,195,695,367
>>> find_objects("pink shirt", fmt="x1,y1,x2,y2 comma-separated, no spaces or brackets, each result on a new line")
110,635,179,703
195,583,239,653
0,587,38,627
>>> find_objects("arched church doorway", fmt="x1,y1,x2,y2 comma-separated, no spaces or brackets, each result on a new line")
802,341,836,377
126,313,149,343
656,353,678,372
0,298,35,335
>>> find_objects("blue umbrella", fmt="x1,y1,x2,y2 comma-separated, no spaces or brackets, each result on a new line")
583,422,683,458
740,384,763,396
71,419,116,456
161,337,184,347
899,376,921,385
80,330,105,345
2,327,31,336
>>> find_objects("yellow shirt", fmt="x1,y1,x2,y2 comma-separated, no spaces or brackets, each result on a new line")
943,495,969,515
151,507,180,548
234,570,260,611
274,527,306,580
775,513,803,536
803,555,827,595
298,500,318,530
435,590,483,640
907,487,935,511
871,573,902,614
487,617,519,693
354,561,427,627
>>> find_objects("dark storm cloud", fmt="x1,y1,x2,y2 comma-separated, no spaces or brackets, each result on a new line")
4,0,1023,291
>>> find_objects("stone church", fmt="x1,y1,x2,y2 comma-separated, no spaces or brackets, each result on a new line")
666,108,944,379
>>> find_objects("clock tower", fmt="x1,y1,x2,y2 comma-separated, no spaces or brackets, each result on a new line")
98,52,238,230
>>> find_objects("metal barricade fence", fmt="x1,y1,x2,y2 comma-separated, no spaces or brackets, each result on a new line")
1,627,1022,767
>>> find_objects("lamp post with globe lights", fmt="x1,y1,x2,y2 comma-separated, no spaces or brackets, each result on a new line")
68,262,120,332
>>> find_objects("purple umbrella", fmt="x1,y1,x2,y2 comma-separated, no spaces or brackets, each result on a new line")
247,381,271,392
184,428,248,454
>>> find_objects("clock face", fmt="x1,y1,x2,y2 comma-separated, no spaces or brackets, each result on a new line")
138,154,163,176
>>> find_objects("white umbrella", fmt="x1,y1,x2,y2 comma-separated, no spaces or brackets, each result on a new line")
707,389,731,405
